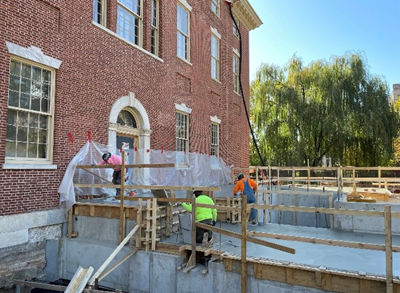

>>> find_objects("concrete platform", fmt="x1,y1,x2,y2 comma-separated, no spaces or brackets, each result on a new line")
163,222,400,278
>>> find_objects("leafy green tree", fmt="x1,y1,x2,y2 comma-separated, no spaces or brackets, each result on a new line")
250,53,400,167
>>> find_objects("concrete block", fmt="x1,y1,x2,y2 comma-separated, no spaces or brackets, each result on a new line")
150,252,179,293
177,263,213,293
130,251,150,293
211,261,240,293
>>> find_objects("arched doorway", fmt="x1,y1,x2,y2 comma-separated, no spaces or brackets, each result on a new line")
107,92,152,185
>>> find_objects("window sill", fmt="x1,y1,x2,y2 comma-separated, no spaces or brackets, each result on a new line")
91,21,164,63
3,164,57,170
211,78,221,84
177,56,192,66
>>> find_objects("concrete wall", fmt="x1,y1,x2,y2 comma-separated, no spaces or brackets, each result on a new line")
333,201,400,235
57,238,336,293
0,208,67,288
257,187,335,228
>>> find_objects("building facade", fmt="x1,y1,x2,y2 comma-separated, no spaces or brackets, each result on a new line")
0,0,261,287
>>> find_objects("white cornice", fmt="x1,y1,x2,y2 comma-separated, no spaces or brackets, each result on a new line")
231,0,263,31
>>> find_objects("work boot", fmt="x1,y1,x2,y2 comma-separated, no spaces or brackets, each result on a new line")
207,235,216,248
202,232,209,247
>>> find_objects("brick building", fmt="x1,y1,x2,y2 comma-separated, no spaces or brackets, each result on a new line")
0,0,261,287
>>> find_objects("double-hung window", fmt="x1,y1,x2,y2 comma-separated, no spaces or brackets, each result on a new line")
117,0,142,46
211,28,221,81
211,0,220,17
211,122,220,157
151,0,159,56
93,0,107,26
177,3,190,61
233,52,240,93
7,59,55,162
176,111,189,153
233,21,240,39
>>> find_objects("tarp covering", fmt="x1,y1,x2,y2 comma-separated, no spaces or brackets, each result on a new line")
59,141,232,210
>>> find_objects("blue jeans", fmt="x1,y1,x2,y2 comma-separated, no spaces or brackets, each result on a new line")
246,193,257,221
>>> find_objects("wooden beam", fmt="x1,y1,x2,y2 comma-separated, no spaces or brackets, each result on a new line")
81,168,113,184
76,163,175,169
64,266,94,293
73,183,220,191
97,249,138,282
88,224,140,285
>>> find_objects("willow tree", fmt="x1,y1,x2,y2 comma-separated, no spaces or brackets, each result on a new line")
250,53,400,167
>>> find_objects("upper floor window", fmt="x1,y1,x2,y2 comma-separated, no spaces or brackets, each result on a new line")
151,0,159,56
177,3,190,61
211,32,220,81
233,21,240,39
211,122,219,157
117,0,142,46
211,0,220,17
176,111,189,152
93,0,107,26
7,59,55,162
233,53,240,93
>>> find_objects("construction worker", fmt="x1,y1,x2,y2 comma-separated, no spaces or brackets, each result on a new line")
181,191,217,246
233,173,258,225
98,152,126,196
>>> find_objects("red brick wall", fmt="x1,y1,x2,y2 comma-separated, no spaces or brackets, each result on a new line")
0,0,251,216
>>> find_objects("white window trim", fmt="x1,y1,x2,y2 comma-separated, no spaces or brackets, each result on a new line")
211,0,220,17
211,27,221,39
233,54,240,95
178,0,192,12
210,118,220,158
117,0,144,47
210,115,221,124
151,0,160,56
93,0,107,26
5,53,58,168
92,22,164,63
6,42,62,69
233,47,240,57
175,103,192,114
211,30,220,82
177,3,191,62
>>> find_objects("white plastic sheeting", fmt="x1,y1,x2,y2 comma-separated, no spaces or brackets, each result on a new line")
59,141,232,210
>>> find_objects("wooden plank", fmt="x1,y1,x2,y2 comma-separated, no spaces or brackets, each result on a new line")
360,279,371,293
88,224,140,285
73,183,220,192
65,266,94,293
241,194,247,293
68,206,73,238
76,163,175,169
196,223,295,254
321,272,332,291
98,249,138,281
81,168,113,184
254,204,384,217
189,195,197,269
247,230,388,252
152,198,157,251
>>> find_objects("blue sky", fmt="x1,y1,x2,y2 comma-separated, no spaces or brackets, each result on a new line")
248,0,400,91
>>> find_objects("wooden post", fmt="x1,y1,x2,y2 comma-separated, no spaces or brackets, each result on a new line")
384,205,393,293
188,195,197,269
352,167,356,193
119,151,126,243
292,168,296,225
151,198,157,251
378,167,382,188
68,206,73,238
136,198,142,249
241,194,247,293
